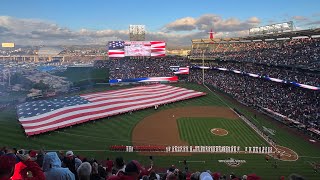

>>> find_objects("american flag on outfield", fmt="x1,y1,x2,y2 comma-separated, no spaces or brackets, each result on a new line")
17,84,206,136
151,41,166,57
108,41,125,57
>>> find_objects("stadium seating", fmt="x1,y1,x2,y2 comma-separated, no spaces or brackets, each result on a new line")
190,38,320,68
188,69,319,127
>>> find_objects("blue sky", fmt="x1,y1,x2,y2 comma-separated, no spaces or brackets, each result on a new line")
0,0,319,46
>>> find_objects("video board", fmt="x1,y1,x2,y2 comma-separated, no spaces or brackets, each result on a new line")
108,41,165,57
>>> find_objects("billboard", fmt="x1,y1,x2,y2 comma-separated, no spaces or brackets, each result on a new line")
108,41,165,57
2,43,15,48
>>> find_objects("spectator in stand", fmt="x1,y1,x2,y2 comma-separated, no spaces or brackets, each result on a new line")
0,148,5,156
11,149,45,180
0,154,16,180
167,165,176,173
288,173,305,180
108,160,142,180
148,170,160,180
58,151,65,161
139,165,153,179
199,172,212,180
42,152,75,180
106,157,114,175
142,175,149,180
62,151,82,180
114,157,126,175
77,162,92,180
190,172,200,180
90,162,104,180
97,163,107,180
35,149,45,168
165,172,177,180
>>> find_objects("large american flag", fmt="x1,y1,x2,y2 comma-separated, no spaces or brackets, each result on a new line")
108,41,125,57
151,41,166,57
17,84,206,136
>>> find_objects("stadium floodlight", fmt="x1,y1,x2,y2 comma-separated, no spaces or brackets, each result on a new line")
129,25,146,41
249,21,294,36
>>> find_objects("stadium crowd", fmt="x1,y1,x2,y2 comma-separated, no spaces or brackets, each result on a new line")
203,61,320,87
3,147,310,180
96,57,189,80
191,38,320,68
188,69,320,127
97,58,319,88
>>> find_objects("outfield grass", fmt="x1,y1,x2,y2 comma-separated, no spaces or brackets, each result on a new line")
53,67,108,83
0,83,319,179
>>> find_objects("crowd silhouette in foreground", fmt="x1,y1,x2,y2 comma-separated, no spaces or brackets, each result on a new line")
1,147,310,180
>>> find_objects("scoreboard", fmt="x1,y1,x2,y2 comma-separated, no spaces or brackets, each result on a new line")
108,41,165,57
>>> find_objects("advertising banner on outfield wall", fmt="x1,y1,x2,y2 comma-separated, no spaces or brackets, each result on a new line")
2,43,15,48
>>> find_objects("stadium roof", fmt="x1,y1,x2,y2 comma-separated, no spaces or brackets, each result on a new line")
192,28,320,44
38,46,64,56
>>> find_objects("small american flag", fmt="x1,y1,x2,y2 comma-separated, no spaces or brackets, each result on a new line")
17,84,206,136
174,67,190,75
108,41,125,57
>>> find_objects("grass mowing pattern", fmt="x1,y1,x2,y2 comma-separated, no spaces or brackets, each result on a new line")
0,83,319,179
178,117,268,147
53,67,108,83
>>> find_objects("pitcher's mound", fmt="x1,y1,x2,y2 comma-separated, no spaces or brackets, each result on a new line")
211,128,228,136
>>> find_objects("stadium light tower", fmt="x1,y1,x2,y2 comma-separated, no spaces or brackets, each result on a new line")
129,25,146,41
208,29,215,39
202,50,205,84
249,21,295,35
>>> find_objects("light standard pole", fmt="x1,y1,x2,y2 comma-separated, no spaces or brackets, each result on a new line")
202,49,205,85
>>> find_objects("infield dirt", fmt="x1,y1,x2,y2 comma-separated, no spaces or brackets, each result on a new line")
132,106,237,146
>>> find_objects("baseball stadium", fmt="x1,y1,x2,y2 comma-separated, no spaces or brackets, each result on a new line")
1,25,320,179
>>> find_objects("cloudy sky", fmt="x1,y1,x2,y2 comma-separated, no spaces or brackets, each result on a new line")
0,0,320,47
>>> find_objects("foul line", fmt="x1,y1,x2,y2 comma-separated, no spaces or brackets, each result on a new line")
178,160,205,163
300,156,320,159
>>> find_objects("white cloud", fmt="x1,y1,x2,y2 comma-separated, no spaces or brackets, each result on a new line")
164,14,261,33
0,16,126,46
0,15,257,47
164,17,196,31
292,16,309,21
